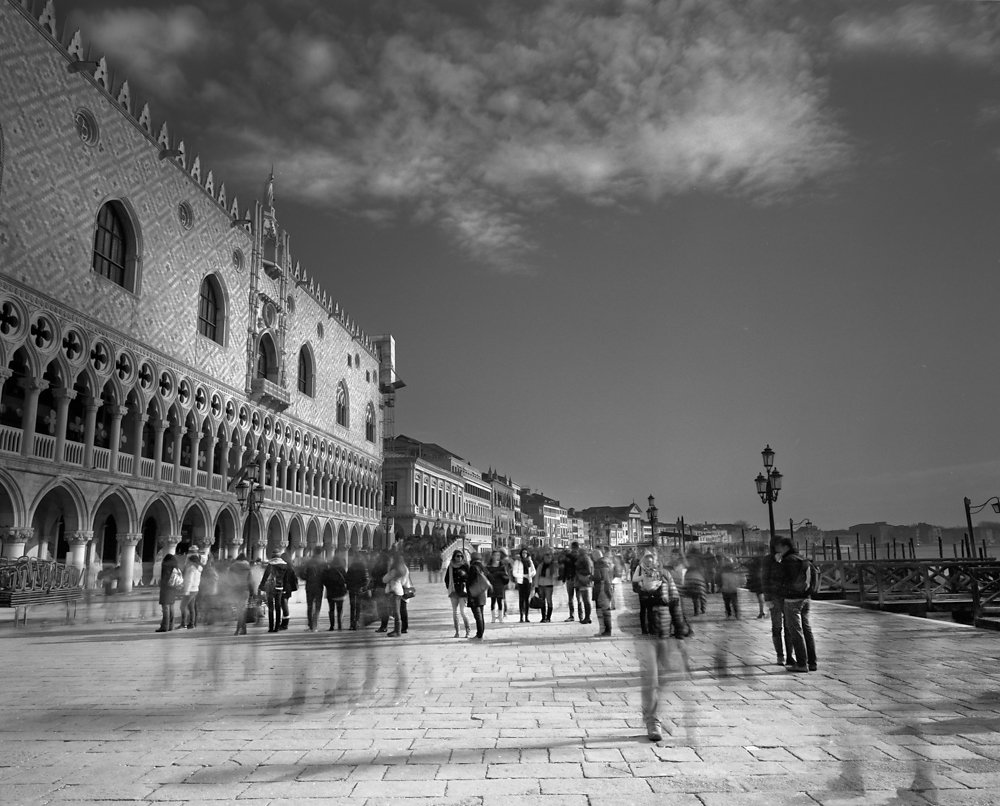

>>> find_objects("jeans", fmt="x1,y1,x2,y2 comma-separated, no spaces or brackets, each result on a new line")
577,587,592,622
266,591,283,631
349,591,363,629
783,598,816,668
539,585,554,620
517,582,532,619
638,594,656,634
769,597,793,662
722,592,739,617
180,593,197,627
640,610,690,723
388,593,402,634
306,589,323,630
470,604,485,637
327,598,344,629
565,583,577,617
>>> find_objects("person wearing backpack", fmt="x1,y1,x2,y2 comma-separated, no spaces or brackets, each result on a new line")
774,536,817,673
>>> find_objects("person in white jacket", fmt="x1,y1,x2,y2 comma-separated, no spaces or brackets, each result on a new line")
511,548,536,623
180,552,203,629
382,554,411,637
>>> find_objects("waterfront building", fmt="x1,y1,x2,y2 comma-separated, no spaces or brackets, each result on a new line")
0,0,392,588
578,504,644,549
520,490,568,547
484,469,519,550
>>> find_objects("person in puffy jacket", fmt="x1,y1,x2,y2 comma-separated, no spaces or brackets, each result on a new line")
511,548,536,623
180,553,202,629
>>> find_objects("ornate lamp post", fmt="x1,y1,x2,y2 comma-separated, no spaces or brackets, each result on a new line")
963,496,1000,545
646,495,658,549
754,444,783,549
459,526,467,558
235,462,265,558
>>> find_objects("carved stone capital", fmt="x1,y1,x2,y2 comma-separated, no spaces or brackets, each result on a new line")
1,526,34,543
120,533,142,546
66,530,94,546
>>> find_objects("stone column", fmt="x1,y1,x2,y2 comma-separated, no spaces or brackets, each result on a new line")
52,388,76,464
66,531,93,581
82,397,99,469
172,427,185,483
158,534,181,556
188,429,200,487
117,533,142,594
107,404,127,473
219,439,230,491
19,378,48,458
132,413,148,478
203,434,217,489
152,420,167,482
1,526,33,558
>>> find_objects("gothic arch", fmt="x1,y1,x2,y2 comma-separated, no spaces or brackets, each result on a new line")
0,467,26,527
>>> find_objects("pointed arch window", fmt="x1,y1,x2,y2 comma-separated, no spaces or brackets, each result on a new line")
297,346,314,397
92,201,138,291
197,274,224,344
365,402,376,442
336,382,348,428
256,333,278,382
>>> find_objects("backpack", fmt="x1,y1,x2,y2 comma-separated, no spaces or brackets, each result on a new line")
788,556,821,597
805,559,821,597
168,567,184,590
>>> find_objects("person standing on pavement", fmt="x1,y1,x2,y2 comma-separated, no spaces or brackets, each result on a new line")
574,547,594,625
156,553,179,632
592,550,614,636
444,550,471,638
346,550,371,630
179,552,202,629
302,547,326,632
371,550,393,633
774,536,817,673
632,551,660,635
720,559,742,619
323,554,349,631
535,549,559,622
763,540,794,666
259,554,292,632
512,547,536,622
382,554,410,637
745,550,767,618
561,543,579,621
486,550,510,622
228,553,253,636
466,555,493,640
684,554,707,616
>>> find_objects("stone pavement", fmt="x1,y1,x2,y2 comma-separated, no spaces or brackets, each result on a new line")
2,583,1000,806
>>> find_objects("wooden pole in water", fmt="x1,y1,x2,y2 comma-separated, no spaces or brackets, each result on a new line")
835,536,842,560
953,542,959,558
909,538,915,559
938,534,943,558
871,536,877,560
856,532,861,560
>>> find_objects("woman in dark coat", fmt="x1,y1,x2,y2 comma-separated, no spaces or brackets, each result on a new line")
466,557,493,641
156,553,178,632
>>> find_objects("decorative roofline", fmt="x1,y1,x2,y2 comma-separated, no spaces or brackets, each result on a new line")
9,0,377,358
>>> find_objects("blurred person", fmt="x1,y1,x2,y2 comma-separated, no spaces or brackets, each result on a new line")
561,543,579,621
323,553,349,630
512,547,536,622
179,552,202,629
592,549,615,636
535,548,559,622
684,555,707,616
466,554,493,640
574,547,594,625
763,541,794,666
486,550,510,622
745,550,767,618
774,536,817,673
370,550,392,633
155,553,179,632
720,559,742,619
444,550,471,638
302,546,326,632
228,553,253,636
639,554,690,741
198,554,220,625
703,552,719,595
346,550,371,630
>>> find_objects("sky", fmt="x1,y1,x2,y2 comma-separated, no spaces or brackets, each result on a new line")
61,0,1000,531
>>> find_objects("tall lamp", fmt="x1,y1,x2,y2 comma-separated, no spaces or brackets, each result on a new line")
754,444,783,549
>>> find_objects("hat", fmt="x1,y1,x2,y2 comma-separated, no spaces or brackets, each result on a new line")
187,553,202,564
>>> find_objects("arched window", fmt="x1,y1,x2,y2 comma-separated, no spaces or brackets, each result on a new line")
92,201,138,292
256,333,278,382
297,346,314,397
197,275,224,344
365,403,376,442
336,382,348,427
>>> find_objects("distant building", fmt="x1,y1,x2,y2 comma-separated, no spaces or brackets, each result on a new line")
484,469,520,550
382,435,465,545
520,490,568,547
578,504,644,549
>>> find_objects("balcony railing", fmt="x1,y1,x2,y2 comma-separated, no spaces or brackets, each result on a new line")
139,457,155,479
0,424,22,454
64,440,84,465
117,453,133,475
249,377,290,411
160,463,174,483
93,447,110,471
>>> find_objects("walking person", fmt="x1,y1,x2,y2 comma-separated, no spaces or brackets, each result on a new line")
155,553,180,632
774,537,818,672
632,551,660,635
198,555,220,625
466,555,493,640
346,550,371,630
684,556,707,616
259,554,292,632
323,554,349,631
535,549,559,622
486,550,510,622
745,550,767,618
639,554,690,742
511,547,536,622
592,550,614,636
371,550,392,633
444,550,471,638
179,552,202,629
228,553,253,636
561,544,579,621
574,547,594,625
763,541,794,666
720,559,741,619
302,547,326,632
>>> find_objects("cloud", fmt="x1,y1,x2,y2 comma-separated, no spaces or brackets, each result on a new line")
76,0,851,271
834,3,1000,67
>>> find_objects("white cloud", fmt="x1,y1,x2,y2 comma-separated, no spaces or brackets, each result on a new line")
78,0,852,271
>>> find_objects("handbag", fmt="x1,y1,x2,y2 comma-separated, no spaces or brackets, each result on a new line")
528,591,543,609
168,567,184,590
467,572,488,598
403,585,416,600
244,598,257,624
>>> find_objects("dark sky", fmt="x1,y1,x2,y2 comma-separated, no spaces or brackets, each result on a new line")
62,0,1000,529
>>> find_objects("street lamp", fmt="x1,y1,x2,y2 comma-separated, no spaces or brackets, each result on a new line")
235,461,264,559
459,526,467,558
754,444,783,549
963,496,1000,544
646,495,658,549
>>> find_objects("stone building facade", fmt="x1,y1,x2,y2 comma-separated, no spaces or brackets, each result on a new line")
0,0,393,588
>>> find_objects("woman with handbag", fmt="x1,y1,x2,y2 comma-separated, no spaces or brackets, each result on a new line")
512,548,536,623
382,554,411,637
466,556,493,640
155,553,180,632
535,549,559,623
444,550,471,638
